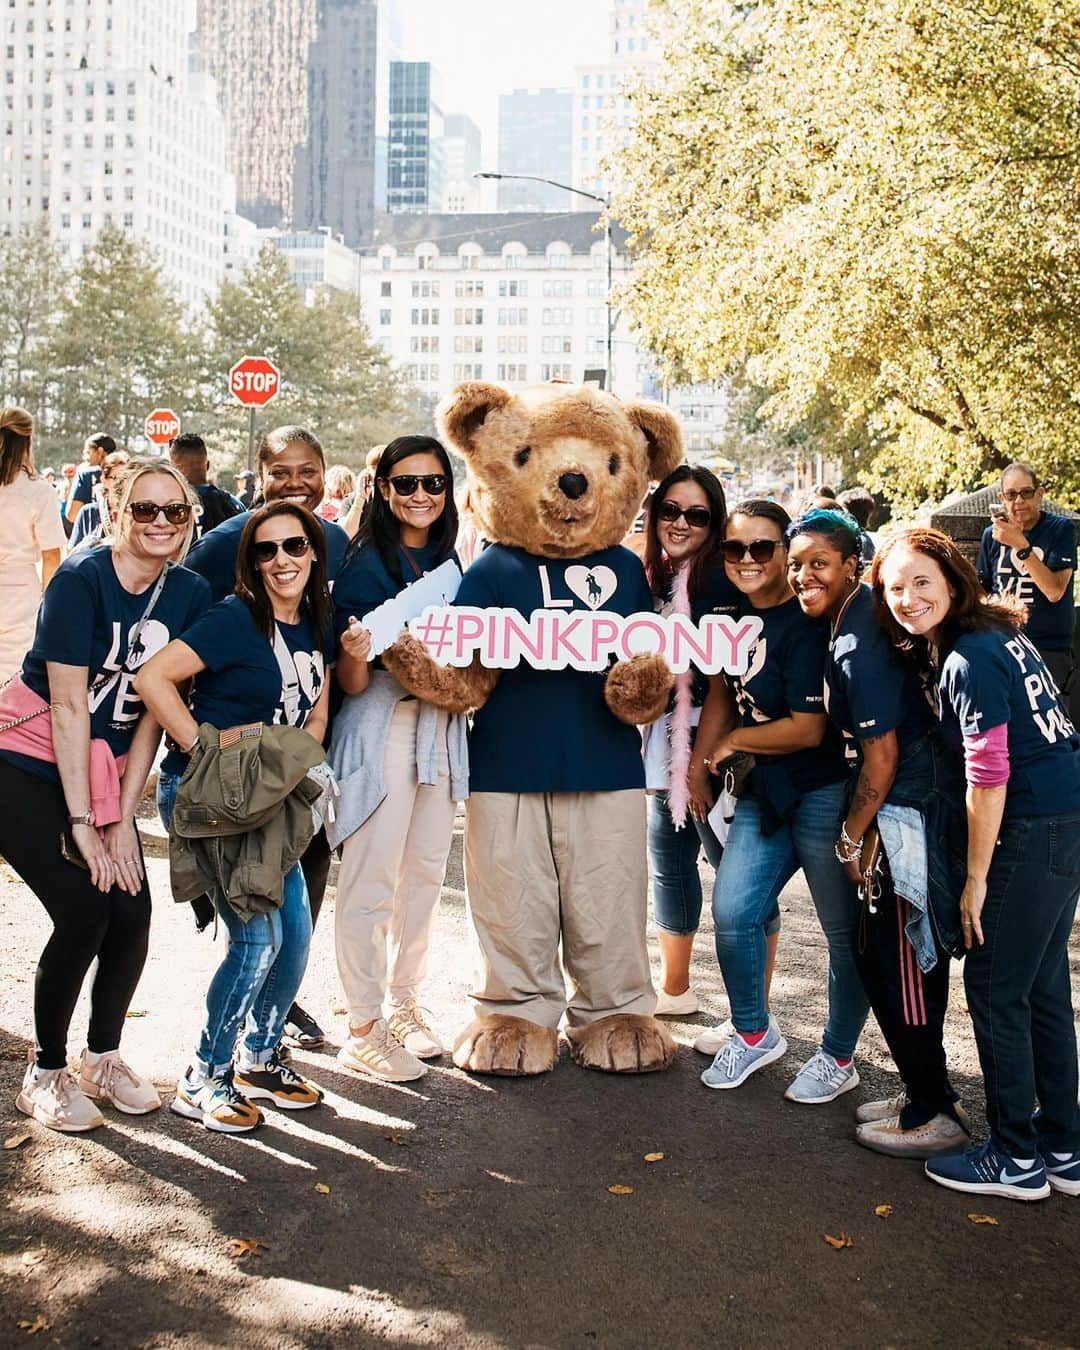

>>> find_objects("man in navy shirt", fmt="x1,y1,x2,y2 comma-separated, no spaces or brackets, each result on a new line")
977,462,1076,696
65,432,115,526
168,433,244,540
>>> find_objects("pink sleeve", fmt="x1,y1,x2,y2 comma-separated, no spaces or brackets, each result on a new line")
962,721,1010,788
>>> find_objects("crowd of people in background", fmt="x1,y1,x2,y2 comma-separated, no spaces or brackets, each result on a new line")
0,400,1077,1207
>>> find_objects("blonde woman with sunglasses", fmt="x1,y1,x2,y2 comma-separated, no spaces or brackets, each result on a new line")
0,460,210,1132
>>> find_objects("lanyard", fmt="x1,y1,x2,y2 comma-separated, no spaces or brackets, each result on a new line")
400,544,424,580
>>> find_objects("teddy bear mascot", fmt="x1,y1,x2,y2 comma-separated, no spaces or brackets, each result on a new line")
382,380,684,1075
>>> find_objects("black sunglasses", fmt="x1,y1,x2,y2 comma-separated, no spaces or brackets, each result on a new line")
252,535,311,563
387,473,448,496
721,538,780,564
128,500,192,525
657,500,711,529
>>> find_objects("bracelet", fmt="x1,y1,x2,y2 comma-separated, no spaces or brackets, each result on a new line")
834,822,863,865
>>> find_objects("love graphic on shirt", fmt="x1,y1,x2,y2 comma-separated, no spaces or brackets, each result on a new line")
87,618,171,726
563,565,618,611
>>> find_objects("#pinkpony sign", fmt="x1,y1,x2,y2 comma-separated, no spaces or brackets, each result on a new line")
408,606,763,675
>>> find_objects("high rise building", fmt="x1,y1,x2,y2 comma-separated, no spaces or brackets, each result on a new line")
292,0,379,246
386,62,444,214
196,0,317,228
441,113,483,213
2,0,228,306
496,89,573,212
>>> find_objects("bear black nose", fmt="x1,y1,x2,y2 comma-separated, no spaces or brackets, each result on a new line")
559,472,588,500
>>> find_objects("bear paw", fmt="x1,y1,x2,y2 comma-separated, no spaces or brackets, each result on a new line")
604,653,674,726
382,635,496,714
565,1014,676,1074
452,1014,559,1076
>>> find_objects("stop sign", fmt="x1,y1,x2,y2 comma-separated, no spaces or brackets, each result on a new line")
145,408,180,446
229,355,281,407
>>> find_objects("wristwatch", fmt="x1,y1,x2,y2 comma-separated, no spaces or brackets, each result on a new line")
1015,544,1033,562
67,811,95,827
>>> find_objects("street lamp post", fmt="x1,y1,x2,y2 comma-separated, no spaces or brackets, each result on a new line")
474,171,614,393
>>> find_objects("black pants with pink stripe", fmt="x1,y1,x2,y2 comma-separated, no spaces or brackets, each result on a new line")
854,875,960,1130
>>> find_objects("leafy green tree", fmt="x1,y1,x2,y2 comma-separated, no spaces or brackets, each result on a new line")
615,0,1080,510
0,221,68,412
203,245,410,474
42,226,198,458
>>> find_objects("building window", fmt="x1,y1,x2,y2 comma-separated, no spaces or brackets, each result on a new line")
497,307,528,326
542,308,574,326
460,251,478,270
453,307,483,326
542,335,573,354
380,281,391,297
497,335,528,354
541,363,573,381
548,253,570,269
453,363,483,380
381,254,392,270
497,364,528,382
455,279,484,297
411,279,440,298
543,280,573,297
379,309,392,325
498,279,527,297
410,336,440,353
454,336,484,353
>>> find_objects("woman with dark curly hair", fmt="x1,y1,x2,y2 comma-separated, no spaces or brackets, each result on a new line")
788,508,969,1158
873,527,1080,1201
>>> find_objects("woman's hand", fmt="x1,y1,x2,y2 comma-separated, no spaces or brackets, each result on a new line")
960,875,987,949
687,760,714,823
71,821,115,894
840,853,864,886
340,618,373,665
103,818,144,896
703,734,735,771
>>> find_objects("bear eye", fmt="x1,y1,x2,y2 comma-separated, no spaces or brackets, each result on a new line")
608,454,619,475
515,446,531,467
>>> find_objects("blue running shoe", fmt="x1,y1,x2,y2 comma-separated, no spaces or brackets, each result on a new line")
700,1022,787,1090
1042,1150,1080,1197
925,1141,1051,1202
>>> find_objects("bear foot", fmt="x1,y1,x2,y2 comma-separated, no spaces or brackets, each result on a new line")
452,1014,559,1076
565,1013,676,1074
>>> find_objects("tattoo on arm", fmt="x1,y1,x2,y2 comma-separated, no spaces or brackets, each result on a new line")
851,770,881,815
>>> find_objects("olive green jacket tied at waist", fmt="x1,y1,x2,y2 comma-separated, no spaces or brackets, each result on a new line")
169,722,331,923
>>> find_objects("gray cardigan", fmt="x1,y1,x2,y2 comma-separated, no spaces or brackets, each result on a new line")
325,669,469,849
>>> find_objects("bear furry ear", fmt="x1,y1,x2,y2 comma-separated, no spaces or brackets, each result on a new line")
623,401,684,482
438,382,513,457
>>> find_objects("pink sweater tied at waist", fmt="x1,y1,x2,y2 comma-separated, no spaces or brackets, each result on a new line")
0,677,128,825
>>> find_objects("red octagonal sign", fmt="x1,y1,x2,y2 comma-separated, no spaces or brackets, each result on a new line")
229,355,281,407
145,408,180,446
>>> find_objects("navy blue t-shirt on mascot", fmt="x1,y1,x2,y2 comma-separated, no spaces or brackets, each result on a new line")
160,594,334,775
455,543,653,793
729,594,847,795
826,584,936,761
7,547,211,779
976,512,1077,653
183,509,349,601
939,629,1080,820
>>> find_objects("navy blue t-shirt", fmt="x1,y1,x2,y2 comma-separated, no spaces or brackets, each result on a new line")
976,512,1077,652
691,562,743,623
332,539,449,637
160,595,334,775
826,585,935,764
729,594,847,795
70,463,101,507
457,543,654,793
7,549,211,777
939,628,1080,820
183,509,349,602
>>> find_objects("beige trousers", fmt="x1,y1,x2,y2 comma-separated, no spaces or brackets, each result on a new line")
463,790,655,1029
335,700,455,1024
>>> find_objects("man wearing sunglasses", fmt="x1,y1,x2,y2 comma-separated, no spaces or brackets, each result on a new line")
976,462,1077,699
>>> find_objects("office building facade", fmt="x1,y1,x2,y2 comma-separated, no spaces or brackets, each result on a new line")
386,62,444,213
496,88,573,212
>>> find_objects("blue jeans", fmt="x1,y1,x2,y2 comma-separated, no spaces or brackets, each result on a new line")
711,781,868,1057
158,770,312,1077
963,811,1080,1159
648,790,724,935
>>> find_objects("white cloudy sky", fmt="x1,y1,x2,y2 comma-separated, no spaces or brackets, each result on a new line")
398,0,610,162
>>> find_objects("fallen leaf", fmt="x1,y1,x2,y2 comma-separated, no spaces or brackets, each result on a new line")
874,1204,893,1218
607,1184,633,1195
332,1006,348,1015
17,1317,51,1335
382,1131,411,1146
314,1182,331,1195
967,1213,999,1226
643,1152,665,1163
125,1009,148,1018
3,1132,31,1150
823,1232,854,1249
227,1237,268,1260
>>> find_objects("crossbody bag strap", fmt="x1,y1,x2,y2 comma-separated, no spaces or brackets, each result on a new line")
272,624,302,725
88,559,173,696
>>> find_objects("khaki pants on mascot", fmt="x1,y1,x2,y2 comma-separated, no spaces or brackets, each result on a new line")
384,379,685,1075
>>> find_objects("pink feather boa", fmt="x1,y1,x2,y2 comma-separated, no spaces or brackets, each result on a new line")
666,562,694,829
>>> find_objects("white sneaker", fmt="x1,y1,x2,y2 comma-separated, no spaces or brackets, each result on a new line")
784,1048,860,1104
694,1012,779,1056
338,1018,427,1082
78,1049,161,1115
16,1059,104,1133
388,1000,445,1059
855,1090,910,1124
654,987,700,1017
856,1111,970,1159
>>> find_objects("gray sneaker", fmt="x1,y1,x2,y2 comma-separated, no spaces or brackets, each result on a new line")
784,1048,860,1104
856,1111,969,1159
700,1022,788,1090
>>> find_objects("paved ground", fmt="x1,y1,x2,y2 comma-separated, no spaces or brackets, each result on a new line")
1,801,1078,1349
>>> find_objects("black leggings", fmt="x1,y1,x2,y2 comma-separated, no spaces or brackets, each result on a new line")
0,759,151,1069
